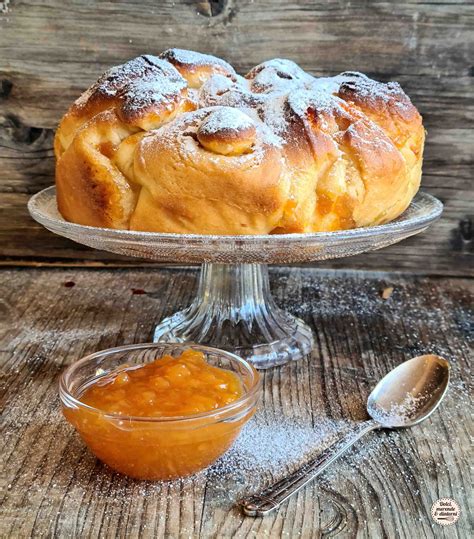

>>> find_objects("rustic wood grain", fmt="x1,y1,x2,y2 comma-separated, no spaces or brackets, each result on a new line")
1,267,472,538
0,1,473,274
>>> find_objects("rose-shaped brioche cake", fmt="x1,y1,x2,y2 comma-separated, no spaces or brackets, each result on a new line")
55,49,424,234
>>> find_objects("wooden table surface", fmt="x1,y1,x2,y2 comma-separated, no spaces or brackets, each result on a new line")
1,267,472,538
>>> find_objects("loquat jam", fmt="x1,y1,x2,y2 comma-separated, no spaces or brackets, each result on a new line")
62,348,258,480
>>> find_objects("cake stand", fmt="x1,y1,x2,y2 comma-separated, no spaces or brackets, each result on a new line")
28,187,442,369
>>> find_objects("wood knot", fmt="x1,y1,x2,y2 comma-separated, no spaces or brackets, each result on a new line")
196,0,228,17
459,218,473,248
451,218,473,253
0,78,13,99
3,114,45,145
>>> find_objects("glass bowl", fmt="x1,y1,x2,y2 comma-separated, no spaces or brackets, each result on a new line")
59,342,261,480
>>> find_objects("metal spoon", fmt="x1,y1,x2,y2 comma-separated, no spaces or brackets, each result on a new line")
240,354,450,517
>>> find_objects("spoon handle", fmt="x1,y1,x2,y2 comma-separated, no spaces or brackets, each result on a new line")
240,420,379,517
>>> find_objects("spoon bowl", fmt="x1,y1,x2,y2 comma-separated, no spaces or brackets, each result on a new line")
367,354,450,428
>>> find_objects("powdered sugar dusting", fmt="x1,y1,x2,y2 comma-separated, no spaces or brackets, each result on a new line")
149,106,282,163
197,57,417,152
160,48,236,76
197,107,254,135
198,73,236,106
74,55,187,116
336,71,414,116
337,71,404,102
207,413,349,490
247,58,315,91
120,76,185,116
69,49,417,167
369,393,429,427
199,64,345,143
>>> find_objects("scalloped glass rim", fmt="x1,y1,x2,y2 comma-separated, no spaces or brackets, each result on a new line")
28,186,443,263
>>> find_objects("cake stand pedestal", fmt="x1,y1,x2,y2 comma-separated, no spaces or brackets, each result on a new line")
153,263,314,368
29,187,442,369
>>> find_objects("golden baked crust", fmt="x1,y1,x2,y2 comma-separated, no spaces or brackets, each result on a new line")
130,108,287,234
55,49,424,234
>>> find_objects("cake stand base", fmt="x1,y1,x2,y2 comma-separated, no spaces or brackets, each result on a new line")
153,264,314,369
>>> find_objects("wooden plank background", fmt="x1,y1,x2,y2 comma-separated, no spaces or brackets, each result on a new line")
0,0,473,275
1,267,472,537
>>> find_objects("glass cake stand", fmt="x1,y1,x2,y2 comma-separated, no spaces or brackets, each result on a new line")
28,187,442,369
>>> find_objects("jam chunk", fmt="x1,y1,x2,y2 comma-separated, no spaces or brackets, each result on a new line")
81,349,243,417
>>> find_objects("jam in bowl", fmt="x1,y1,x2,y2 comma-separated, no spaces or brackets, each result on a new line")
60,343,260,480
